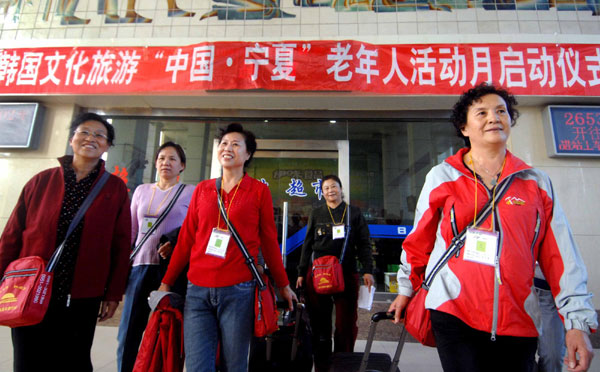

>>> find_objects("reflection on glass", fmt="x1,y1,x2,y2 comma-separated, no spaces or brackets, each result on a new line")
103,116,461,292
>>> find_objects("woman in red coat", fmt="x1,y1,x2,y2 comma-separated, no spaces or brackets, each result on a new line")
0,112,131,372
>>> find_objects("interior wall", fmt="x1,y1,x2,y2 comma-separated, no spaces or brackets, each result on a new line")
0,103,75,231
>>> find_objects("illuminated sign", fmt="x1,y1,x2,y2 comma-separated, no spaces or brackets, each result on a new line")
543,106,600,157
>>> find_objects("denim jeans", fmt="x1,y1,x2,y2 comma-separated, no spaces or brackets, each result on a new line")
184,280,255,372
116,264,161,372
536,286,566,372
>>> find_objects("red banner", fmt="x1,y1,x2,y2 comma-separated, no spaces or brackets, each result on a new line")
1,41,599,96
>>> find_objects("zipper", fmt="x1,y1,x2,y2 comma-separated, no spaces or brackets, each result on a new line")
66,294,71,307
3,273,36,279
491,208,503,341
450,206,461,258
450,206,459,238
4,268,38,275
530,212,541,257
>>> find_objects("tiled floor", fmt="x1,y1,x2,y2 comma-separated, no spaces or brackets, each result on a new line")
2,326,599,372
0,326,445,372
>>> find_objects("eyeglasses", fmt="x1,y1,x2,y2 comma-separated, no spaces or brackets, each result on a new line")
73,129,109,142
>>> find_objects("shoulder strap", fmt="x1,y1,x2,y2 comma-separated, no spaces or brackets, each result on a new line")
422,174,516,289
46,171,111,272
339,203,351,263
216,178,267,290
130,184,187,261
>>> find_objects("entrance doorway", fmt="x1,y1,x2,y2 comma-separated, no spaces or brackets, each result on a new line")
210,139,349,284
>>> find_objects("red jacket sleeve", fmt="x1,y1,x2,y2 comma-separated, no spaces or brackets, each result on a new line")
398,172,447,295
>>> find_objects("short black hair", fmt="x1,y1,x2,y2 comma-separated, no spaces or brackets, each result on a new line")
154,141,187,171
450,83,519,147
320,174,342,190
217,123,257,168
69,112,115,146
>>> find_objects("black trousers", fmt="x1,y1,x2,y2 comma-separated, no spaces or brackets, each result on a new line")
305,271,360,372
431,309,537,372
12,296,102,372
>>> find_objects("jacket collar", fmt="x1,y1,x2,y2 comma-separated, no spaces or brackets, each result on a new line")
445,147,531,182
57,155,106,175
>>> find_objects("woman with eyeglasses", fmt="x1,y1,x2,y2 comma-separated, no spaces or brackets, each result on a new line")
0,112,131,372
116,141,195,372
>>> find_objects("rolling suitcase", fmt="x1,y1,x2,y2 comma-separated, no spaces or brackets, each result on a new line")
329,312,408,372
249,302,313,372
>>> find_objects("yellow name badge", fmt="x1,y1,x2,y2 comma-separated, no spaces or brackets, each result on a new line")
141,216,158,234
206,228,231,259
332,225,345,240
463,227,498,266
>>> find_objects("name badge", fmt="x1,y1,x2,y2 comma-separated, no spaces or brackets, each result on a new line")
463,227,498,266
332,225,345,240
141,216,158,234
206,228,231,259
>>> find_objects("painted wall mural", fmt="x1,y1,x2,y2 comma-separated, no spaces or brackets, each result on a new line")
0,0,598,24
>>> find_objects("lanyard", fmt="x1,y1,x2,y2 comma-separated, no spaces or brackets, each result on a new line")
216,177,243,231
327,202,347,226
468,154,506,232
146,184,175,216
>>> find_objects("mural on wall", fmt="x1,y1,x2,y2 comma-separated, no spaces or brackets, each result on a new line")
51,0,195,25
0,0,598,23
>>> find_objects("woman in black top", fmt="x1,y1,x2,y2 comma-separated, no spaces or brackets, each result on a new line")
296,174,374,372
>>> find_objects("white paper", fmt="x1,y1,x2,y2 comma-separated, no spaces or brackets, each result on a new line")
357,285,376,310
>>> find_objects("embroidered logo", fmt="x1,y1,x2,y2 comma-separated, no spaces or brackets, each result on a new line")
0,293,17,304
505,196,526,206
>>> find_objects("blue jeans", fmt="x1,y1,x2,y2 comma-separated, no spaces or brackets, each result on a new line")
536,286,565,372
117,265,161,372
184,280,255,372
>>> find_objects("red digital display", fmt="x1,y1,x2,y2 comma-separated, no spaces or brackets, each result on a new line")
545,106,600,157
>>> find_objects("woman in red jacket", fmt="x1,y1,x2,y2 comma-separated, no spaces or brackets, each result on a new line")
159,123,297,372
388,84,596,372
0,112,131,372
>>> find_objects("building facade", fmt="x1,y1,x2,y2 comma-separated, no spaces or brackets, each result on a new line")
0,0,599,297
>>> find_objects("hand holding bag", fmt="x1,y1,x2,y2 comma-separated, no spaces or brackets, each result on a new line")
216,178,279,337
404,174,515,347
0,171,110,328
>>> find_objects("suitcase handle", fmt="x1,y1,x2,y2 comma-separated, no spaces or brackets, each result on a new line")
359,311,407,372
371,311,394,323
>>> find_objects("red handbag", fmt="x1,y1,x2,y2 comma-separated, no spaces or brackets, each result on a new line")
311,255,345,295
254,274,279,337
0,256,52,328
404,287,436,347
